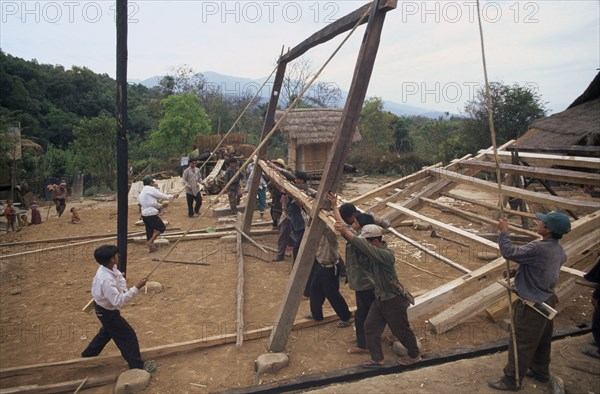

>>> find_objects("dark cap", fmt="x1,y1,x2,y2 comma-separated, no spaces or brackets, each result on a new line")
535,211,571,235
142,175,154,186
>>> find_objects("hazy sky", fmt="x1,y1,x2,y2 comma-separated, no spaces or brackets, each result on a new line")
1,0,598,114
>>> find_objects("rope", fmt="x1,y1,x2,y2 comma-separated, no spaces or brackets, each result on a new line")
208,3,375,209
476,0,520,387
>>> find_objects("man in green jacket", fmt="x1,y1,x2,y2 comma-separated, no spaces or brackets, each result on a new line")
334,222,421,367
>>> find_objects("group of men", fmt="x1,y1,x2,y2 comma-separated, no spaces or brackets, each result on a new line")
122,157,595,388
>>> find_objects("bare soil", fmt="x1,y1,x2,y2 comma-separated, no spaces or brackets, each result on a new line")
0,177,598,393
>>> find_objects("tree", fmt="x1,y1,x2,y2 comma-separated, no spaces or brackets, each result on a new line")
281,57,342,108
358,97,396,151
72,114,116,188
150,93,211,158
462,82,547,150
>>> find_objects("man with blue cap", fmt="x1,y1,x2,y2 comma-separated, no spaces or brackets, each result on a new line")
489,211,571,391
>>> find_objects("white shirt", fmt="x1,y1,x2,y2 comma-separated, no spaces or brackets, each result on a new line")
91,265,139,310
139,185,173,217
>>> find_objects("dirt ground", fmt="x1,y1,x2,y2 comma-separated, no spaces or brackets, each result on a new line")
0,177,598,393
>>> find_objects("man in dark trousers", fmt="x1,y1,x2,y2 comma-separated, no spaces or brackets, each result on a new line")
305,227,354,328
488,211,571,391
334,223,421,367
81,245,154,372
182,157,203,217
583,258,600,359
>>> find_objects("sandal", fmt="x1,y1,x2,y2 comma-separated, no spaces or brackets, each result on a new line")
337,317,354,328
347,347,369,354
360,360,385,368
144,360,157,373
304,314,314,320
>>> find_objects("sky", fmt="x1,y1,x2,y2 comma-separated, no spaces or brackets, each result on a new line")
1,0,598,114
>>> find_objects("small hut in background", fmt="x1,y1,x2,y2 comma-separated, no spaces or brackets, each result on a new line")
275,108,361,176
512,71,600,154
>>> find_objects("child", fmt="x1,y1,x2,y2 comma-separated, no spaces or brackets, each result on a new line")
81,245,154,372
18,214,28,228
70,207,81,224
3,200,16,233
30,202,42,225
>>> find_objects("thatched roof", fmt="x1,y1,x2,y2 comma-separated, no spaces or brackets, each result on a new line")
514,73,600,150
21,139,43,153
275,108,361,146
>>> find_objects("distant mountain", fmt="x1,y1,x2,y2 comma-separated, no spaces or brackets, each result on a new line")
132,71,450,118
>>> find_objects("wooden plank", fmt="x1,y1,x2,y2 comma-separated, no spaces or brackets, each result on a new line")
151,258,210,266
369,175,434,213
386,202,500,249
205,159,225,183
387,227,471,274
0,308,354,379
348,162,441,206
236,213,245,347
458,160,600,187
428,168,600,214
279,0,397,63
268,3,393,353
507,144,600,156
440,191,537,220
0,375,115,394
241,62,287,233
420,196,541,240
0,236,117,260
407,210,600,322
480,150,600,169
428,282,506,334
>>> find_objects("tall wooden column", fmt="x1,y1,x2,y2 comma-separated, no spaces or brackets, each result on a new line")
241,62,288,233
268,0,392,352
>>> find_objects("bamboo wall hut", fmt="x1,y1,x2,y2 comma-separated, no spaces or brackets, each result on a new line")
275,108,361,175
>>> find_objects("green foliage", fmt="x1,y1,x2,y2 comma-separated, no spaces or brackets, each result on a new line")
348,140,426,175
462,82,547,149
150,93,211,158
410,116,465,164
358,97,397,152
72,114,116,188
40,143,77,180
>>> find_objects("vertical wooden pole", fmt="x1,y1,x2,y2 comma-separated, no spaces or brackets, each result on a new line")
116,0,129,274
268,1,389,352
241,62,287,233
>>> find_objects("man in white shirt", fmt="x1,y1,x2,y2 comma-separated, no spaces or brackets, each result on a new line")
81,245,148,370
139,175,179,252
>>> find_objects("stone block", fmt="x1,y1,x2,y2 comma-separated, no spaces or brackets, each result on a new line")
114,369,150,394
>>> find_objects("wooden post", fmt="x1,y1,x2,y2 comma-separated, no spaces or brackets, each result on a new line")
116,0,129,274
241,62,287,233
268,0,394,352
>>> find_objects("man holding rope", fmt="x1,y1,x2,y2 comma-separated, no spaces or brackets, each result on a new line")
488,211,570,391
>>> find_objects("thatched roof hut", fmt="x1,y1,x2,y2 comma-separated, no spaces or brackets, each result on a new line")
21,139,43,153
513,72,600,152
275,108,361,174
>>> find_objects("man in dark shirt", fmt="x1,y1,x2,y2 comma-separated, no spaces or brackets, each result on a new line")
488,211,571,391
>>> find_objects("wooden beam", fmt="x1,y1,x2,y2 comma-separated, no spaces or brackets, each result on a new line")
279,0,397,63
479,150,600,170
386,202,500,249
236,213,245,347
241,62,287,233
428,168,600,214
387,227,471,274
428,282,506,334
440,191,537,220
268,2,393,352
151,258,210,266
0,236,117,260
348,162,441,206
0,308,353,379
507,144,600,156
419,197,541,240
0,375,116,394
458,160,600,187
